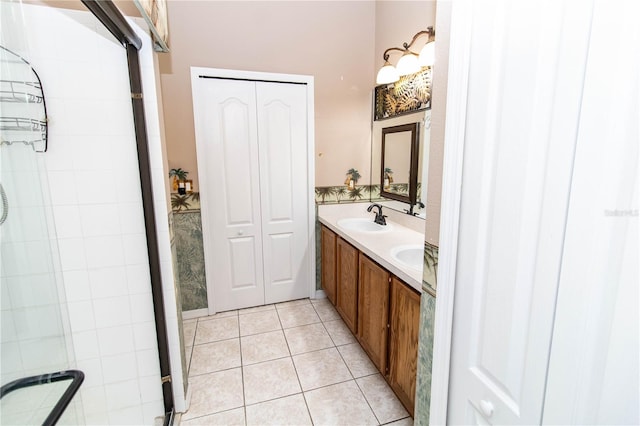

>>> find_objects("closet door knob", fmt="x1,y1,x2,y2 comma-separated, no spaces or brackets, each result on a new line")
237,230,244,236
479,399,494,417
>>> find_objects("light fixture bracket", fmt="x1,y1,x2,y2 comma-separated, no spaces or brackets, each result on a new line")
382,27,435,61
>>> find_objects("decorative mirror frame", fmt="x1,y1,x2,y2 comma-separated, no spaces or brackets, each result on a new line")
380,122,420,205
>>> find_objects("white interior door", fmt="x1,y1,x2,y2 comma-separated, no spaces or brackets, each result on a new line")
446,0,594,424
193,77,265,313
256,82,309,304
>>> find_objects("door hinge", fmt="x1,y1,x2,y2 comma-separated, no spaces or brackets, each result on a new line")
161,375,172,384
131,92,143,99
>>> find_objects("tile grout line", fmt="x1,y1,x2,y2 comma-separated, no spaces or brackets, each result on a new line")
180,406,243,424
353,374,383,425
313,302,342,349
191,334,241,346
380,416,412,426
312,298,385,425
310,301,368,383
233,310,247,426
184,318,200,377
276,300,315,425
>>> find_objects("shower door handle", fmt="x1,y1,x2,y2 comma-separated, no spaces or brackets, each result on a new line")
0,369,84,425
0,183,8,225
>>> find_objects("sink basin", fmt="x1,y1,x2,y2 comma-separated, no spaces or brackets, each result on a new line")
391,245,424,270
336,218,392,233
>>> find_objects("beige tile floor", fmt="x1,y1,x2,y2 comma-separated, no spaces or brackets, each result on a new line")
180,298,413,426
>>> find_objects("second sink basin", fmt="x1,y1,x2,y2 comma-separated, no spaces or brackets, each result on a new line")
337,218,392,233
391,245,424,270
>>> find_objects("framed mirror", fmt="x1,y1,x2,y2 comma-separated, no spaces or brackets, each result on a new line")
380,122,419,205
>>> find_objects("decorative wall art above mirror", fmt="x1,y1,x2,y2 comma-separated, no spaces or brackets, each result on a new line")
374,68,432,121
380,122,419,206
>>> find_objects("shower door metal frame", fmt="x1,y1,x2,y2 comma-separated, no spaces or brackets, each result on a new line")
79,1,174,424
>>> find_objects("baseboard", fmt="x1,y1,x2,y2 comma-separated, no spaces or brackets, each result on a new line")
181,308,208,320
313,289,327,300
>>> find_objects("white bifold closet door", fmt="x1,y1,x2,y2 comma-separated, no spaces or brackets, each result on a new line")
192,76,309,313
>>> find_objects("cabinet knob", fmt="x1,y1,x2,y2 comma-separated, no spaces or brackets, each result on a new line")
237,230,244,236
479,399,494,417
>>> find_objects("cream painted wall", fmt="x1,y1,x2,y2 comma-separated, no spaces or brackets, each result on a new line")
158,1,376,189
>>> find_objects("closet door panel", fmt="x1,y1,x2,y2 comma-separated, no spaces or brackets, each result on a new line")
257,82,309,303
267,233,294,284
262,100,293,222
220,101,258,226
192,77,265,312
228,237,259,288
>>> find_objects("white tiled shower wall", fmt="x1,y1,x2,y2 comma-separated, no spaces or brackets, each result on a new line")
3,4,183,424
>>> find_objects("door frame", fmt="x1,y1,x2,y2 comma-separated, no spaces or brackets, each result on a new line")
428,1,472,423
190,67,316,315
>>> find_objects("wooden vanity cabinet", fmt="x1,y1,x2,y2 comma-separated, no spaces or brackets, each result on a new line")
321,226,337,305
336,237,359,334
319,223,420,415
357,254,390,374
388,276,421,415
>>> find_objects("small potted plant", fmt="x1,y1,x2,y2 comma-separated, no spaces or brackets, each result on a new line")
169,168,189,194
345,168,361,189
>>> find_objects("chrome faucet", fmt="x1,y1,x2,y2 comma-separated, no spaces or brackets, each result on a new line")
367,203,387,225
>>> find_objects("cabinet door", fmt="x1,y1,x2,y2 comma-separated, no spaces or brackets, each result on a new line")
357,254,390,374
389,277,420,415
321,226,337,305
336,238,358,334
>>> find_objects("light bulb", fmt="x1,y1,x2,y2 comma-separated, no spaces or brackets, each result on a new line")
396,52,420,76
419,41,435,66
376,61,400,84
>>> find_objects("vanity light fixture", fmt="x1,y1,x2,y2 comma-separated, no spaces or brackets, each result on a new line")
376,27,435,84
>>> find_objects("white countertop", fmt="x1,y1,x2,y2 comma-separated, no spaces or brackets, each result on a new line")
318,203,424,292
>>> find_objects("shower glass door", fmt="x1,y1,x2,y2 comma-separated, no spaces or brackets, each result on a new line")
1,1,82,423
0,145,81,424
